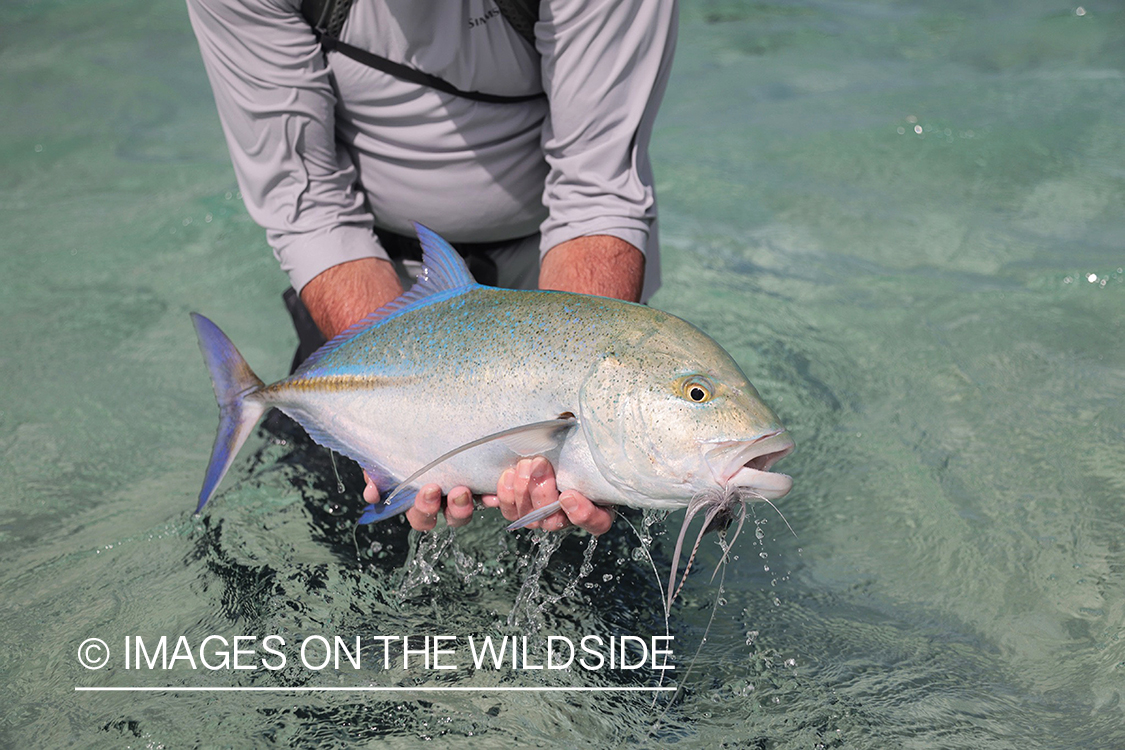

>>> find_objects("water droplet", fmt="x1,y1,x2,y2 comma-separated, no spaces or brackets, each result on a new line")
34,144,43,153
1076,6,1086,16
914,125,923,135
1087,273,1098,283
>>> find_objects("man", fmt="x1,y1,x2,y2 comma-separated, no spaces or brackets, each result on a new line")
186,0,677,535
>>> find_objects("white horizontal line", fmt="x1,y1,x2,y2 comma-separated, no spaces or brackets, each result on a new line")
75,686,675,693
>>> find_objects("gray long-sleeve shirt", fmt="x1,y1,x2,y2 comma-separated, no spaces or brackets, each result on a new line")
186,0,676,297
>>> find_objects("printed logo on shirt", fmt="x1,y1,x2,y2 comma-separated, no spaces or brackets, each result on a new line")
468,8,500,29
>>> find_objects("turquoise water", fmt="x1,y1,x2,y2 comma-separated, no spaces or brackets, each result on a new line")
2,0,1123,747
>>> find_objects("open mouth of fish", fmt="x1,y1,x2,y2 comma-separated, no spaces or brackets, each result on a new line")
706,430,795,500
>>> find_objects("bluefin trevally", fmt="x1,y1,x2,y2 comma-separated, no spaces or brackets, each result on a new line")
192,223,794,609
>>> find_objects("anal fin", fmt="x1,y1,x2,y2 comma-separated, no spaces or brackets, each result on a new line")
359,487,418,525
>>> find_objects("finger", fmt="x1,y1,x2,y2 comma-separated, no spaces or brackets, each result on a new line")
527,457,569,531
444,486,474,528
362,472,380,505
511,457,537,521
495,467,519,522
481,494,499,508
406,484,441,532
559,490,615,536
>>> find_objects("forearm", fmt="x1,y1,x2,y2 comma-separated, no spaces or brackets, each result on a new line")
188,0,385,297
538,235,645,303
300,258,404,340
536,0,676,301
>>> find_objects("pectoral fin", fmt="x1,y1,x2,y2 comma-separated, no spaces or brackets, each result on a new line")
498,427,571,456
357,416,577,524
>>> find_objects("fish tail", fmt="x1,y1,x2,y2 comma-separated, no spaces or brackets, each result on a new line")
191,313,267,514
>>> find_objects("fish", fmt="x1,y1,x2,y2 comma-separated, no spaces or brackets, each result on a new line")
192,223,794,610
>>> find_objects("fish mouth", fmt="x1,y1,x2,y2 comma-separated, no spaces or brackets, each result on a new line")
706,430,795,500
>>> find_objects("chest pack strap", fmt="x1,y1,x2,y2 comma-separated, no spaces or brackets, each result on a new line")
301,0,545,105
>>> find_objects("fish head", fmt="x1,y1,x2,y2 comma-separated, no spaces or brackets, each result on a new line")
578,312,794,507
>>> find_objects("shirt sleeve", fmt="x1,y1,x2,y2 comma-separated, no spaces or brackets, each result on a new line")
186,0,385,293
536,0,678,258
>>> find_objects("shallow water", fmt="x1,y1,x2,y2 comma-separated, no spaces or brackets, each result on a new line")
2,0,1123,747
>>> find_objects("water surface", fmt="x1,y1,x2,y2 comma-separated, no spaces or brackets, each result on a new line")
1,0,1122,747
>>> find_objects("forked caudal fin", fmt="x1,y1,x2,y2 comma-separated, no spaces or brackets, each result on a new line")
191,313,267,514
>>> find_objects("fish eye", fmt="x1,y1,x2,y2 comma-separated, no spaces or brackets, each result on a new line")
680,376,713,404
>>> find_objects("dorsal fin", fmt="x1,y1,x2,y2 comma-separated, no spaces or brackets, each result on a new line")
296,223,478,373
412,222,477,292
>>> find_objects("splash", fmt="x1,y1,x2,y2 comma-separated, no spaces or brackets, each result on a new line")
398,524,458,595
506,531,566,631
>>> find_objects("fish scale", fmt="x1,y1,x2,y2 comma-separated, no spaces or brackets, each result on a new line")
191,223,794,606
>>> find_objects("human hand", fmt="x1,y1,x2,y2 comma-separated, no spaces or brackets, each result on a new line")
361,476,474,530
363,457,614,535
485,456,615,535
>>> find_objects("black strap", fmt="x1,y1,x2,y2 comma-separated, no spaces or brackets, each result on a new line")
301,0,545,105
301,0,351,39
316,32,545,105
493,0,537,46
